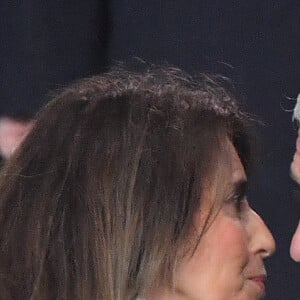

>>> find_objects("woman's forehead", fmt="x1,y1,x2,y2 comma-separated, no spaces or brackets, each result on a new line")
227,141,247,184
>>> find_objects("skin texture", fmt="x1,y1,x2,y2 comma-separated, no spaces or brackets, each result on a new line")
147,141,276,300
290,129,300,261
0,117,33,159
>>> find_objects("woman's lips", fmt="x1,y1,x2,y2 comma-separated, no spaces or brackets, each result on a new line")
249,275,267,295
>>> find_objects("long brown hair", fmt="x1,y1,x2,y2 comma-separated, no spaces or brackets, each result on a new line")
0,66,253,299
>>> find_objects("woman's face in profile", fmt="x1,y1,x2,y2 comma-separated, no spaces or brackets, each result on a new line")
149,142,276,300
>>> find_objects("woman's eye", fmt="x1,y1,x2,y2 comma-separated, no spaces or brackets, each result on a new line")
223,193,248,219
227,180,248,217
232,193,247,214
223,181,248,218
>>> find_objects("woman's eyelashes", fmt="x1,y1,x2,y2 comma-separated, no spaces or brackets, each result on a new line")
231,192,247,214
225,180,248,217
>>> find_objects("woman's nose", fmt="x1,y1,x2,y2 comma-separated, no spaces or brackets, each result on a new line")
290,221,300,262
248,209,276,258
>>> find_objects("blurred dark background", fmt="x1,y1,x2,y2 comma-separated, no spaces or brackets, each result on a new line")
1,1,300,298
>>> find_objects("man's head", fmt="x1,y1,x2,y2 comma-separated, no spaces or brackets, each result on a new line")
290,95,300,261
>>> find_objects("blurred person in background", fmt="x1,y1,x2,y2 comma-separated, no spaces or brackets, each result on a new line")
0,0,110,160
0,117,33,159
